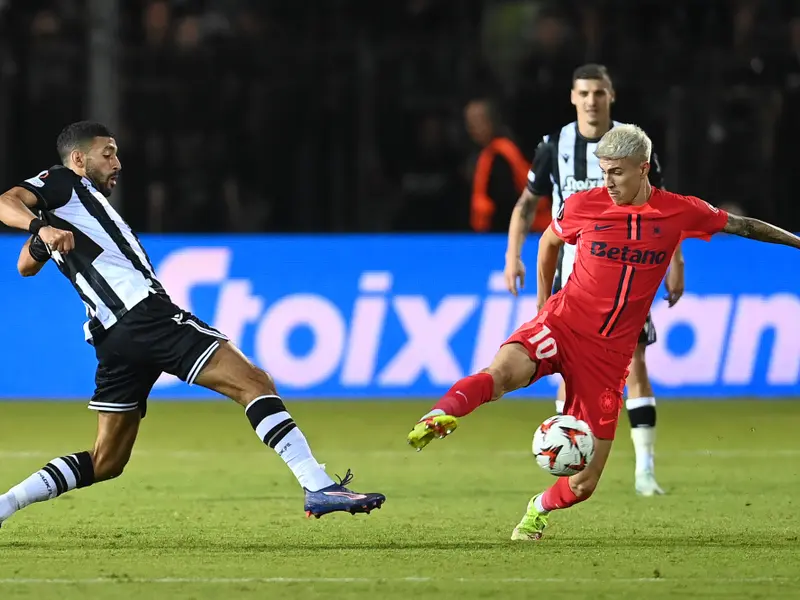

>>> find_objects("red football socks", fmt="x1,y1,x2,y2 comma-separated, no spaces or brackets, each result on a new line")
430,373,495,417
541,476,590,511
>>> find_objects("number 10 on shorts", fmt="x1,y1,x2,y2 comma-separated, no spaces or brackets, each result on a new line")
528,325,558,360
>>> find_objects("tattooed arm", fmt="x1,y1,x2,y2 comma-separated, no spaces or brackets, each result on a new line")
503,190,544,296
505,189,542,260
504,135,554,296
722,214,800,249
506,135,553,262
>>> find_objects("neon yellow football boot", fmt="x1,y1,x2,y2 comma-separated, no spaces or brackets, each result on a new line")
511,494,550,541
406,413,459,451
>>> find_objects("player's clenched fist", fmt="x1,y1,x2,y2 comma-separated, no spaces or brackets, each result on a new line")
38,226,74,254
504,256,526,296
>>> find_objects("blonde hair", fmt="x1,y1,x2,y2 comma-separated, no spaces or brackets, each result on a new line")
594,124,652,164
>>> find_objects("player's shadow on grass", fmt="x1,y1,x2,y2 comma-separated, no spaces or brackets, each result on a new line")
199,491,528,503
2,538,796,551
236,539,800,551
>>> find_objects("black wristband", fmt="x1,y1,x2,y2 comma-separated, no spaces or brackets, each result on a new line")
28,217,45,236
28,235,52,262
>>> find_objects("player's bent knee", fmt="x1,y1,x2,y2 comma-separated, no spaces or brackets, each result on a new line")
194,342,279,405
243,365,277,398
90,410,140,483
481,365,526,400
226,362,279,406
484,344,537,399
481,366,510,400
90,448,131,482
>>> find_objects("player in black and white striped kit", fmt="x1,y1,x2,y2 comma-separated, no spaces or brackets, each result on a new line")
0,122,384,526
504,65,685,496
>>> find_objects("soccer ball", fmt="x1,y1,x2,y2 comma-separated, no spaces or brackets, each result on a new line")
532,415,595,476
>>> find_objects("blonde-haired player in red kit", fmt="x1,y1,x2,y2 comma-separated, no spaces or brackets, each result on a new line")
406,124,800,540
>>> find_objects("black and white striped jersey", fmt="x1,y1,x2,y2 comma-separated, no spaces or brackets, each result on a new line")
526,120,664,220
19,166,166,344
526,120,665,287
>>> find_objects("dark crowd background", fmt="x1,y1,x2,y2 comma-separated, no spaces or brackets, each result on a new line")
0,0,799,233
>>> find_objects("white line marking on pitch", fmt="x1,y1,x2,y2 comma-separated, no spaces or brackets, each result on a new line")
0,576,792,585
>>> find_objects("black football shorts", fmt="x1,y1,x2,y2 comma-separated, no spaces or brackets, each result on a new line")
89,293,227,417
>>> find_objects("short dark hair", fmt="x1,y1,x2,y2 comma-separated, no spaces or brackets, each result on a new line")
56,121,114,164
572,63,612,85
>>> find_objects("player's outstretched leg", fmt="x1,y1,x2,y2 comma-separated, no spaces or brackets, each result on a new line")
626,342,663,496
0,411,140,527
511,438,613,541
193,341,385,518
407,343,537,451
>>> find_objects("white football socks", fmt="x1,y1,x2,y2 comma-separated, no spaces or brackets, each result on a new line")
420,408,445,420
275,428,336,492
0,491,19,522
0,452,95,523
630,426,656,475
627,396,657,475
533,493,549,514
245,396,335,492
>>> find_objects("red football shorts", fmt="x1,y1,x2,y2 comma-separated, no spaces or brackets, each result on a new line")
502,309,630,440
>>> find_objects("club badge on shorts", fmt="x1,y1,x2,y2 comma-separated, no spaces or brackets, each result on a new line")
599,389,618,414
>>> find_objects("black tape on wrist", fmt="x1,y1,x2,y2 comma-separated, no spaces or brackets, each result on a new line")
28,218,45,236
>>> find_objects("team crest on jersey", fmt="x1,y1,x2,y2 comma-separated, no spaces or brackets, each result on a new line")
599,389,618,414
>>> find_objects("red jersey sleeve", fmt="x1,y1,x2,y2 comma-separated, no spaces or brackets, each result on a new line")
549,196,583,245
680,195,729,241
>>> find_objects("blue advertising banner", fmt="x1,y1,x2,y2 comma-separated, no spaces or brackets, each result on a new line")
1,235,798,399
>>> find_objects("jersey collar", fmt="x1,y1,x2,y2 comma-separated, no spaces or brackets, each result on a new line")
81,176,100,194
574,120,616,144
599,188,662,215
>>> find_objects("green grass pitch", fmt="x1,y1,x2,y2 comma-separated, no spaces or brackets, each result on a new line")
0,399,799,599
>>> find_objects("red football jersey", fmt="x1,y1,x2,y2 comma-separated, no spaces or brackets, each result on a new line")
548,187,729,356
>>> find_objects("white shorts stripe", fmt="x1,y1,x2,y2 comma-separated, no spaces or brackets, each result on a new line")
180,319,228,340
186,341,220,385
87,403,140,413
88,400,140,408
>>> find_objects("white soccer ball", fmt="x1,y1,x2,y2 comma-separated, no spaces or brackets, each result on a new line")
532,415,595,476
